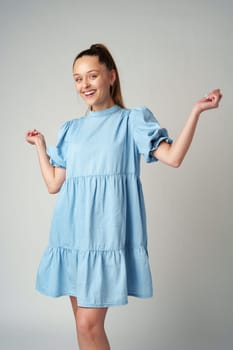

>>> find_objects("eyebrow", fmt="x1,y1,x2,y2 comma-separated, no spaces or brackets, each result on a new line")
73,69,100,77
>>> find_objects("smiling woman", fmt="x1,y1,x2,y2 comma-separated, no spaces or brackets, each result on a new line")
73,55,116,111
25,43,222,350
73,43,125,110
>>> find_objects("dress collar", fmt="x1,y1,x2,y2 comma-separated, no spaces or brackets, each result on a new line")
87,105,121,117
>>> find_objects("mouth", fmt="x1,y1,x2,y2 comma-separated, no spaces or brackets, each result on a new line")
82,90,96,98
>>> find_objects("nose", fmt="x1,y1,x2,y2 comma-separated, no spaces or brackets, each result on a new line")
82,77,90,89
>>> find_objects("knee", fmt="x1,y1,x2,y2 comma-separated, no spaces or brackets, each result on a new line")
76,315,101,340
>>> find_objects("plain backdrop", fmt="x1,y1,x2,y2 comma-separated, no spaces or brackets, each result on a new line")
1,0,232,349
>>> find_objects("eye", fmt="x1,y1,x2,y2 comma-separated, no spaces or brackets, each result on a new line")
75,77,82,83
89,73,98,80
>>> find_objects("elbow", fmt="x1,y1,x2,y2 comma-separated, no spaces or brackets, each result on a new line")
46,175,65,194
155,146,184,169
171,161,182,168
168,158,183,168
48,187,59,194
47,185,61,194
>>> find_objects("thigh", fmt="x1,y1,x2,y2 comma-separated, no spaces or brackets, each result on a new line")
70,296,78,316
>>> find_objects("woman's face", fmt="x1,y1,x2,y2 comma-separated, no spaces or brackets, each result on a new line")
73,55,116,111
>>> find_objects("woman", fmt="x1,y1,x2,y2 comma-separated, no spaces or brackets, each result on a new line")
26,43,222,350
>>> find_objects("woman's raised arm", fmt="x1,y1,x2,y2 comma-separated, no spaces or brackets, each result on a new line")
153,89,222,167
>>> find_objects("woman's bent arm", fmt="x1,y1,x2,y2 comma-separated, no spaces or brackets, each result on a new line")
25,130,66,193
153,89,222,167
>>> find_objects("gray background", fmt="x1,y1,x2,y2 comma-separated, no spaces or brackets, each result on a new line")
1,0,232,349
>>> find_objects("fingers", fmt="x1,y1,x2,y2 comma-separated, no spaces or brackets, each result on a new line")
201,89,222,110
25,129,44,145
194,88,222,114
207,89,222,104
27,129,40,137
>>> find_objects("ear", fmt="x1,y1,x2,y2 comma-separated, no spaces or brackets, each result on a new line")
109,69,116,86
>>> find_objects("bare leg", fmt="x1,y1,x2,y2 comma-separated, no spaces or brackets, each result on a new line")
69,296,111,350
70,295,78,317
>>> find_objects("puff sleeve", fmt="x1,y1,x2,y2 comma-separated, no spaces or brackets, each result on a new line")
46,121,71,168
131,107,173,163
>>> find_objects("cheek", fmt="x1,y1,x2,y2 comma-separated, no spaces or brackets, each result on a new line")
98,80,110,93
75,84,82,93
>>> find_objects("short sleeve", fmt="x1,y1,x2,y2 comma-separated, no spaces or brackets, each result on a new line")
131,107,173,163
46,121,71,168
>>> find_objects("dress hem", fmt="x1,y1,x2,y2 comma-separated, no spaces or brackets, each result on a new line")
36,287,153,308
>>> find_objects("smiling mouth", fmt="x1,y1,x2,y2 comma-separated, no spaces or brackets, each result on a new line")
83,90,96,97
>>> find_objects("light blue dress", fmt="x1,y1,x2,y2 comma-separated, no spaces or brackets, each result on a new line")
36,105,172,307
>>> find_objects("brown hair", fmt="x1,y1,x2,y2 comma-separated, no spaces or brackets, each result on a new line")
73,43,125,109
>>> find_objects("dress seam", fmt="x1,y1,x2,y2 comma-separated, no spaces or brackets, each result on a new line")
47,246,125,252
46,245,147,252
66,172,138,179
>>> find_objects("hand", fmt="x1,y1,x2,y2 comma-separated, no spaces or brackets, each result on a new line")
193,89,223,115
25,129,46,147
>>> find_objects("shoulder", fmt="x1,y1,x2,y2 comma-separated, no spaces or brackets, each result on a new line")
56,117,81,141
60,116,84,131
125,106,155,118
130,106,151,113
60,117,81,128
124,106,158,126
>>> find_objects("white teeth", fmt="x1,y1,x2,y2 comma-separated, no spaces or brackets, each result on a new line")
84,91,95,96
